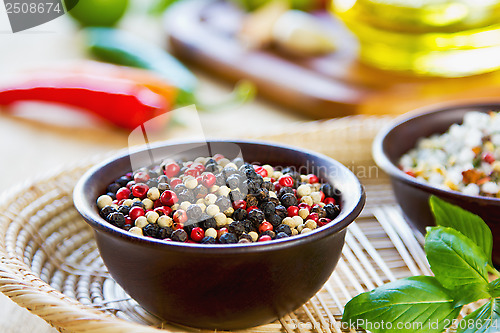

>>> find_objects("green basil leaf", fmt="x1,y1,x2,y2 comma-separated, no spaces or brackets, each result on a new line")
430,196,493,265
457,298,500,333
342,276,461,333
425,226,490,305
489,279,500,298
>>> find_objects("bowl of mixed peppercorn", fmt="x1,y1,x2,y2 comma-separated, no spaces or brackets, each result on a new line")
74,140,365,329
373,102,500,265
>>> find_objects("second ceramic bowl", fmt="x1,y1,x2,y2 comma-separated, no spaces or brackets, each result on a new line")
373,102,500,264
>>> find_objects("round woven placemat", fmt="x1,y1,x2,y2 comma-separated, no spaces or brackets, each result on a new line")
0,116,401,332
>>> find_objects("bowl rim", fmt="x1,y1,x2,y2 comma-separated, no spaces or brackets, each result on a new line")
74,138,366,253
372,101,500,205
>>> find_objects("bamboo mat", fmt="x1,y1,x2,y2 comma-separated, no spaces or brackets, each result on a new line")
0,116,477,332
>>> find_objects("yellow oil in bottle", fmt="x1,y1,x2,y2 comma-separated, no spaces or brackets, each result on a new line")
330,0,500,77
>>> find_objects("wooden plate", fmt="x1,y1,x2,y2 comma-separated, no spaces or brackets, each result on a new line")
167,0,500,118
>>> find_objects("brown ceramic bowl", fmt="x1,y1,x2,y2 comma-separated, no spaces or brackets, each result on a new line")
74,140,365,330
372,102,500,265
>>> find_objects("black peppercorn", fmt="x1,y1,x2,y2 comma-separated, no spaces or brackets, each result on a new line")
171,229,188,242
280,193,298,207
311,206,327,219
205,158,217,166
233,208,248,221
131,201,145,209
117,205,130,216
143,223,160,237
276,232,289,239
146,179,159,188
324,204,341,219
276,224,292,236
321,184,341,200
107,212,126,228
239,164,253,173
261,181,274,192
226,174,241,189
148,167,162,178
215,196,232,211
269,197,280,206
248,209,265,224
229,190,245,202
201,236,216,244
187,204,203,220
174,184,188,194
107,182,121,194
205,163,219,173
260,230,275,239
215,173,226,186
193,184,208,199
228,221,245,235
158,182,170,192
242,219,255,232
219,232,238,244
116,175,130,187
100,205,117,219
275,205,287,219
239,233,253,242
157,175,169,184
158,227,173,239
178,189,195,203
246,194,259,207
183,222,199,235
223,167,237,178
267,214,283,227
259,201,276,217
278,187,294,199
256,188,269,202
201,217,217,230
244,180,260,194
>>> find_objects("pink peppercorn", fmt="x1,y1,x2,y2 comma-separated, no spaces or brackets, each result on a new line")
200,173,216,188
278,175,294,187
191,227,205,242
483,152,495,164
287,206,299,217
184,168,200,178
324,197,336,205
132,183,149,199
254,166,268,177
116,187,131,201
259,222,273,233
307,212,319,222
233,200,247,210
170,178,182,188
298,203,311,211
308,174,319,184
246,205,258,213
259,235,272,242
160,190,178,206
163,161,180,178
129,206,145,221
134,171,150,183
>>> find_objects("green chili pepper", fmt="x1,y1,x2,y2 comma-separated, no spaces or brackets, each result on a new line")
85,27,198,106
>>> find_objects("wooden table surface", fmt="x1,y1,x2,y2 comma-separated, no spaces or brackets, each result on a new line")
0,4,307,332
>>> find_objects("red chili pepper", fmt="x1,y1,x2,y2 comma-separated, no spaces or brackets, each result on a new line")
0,62,177,130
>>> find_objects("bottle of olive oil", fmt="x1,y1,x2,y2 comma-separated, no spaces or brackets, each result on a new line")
330,0,500,77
